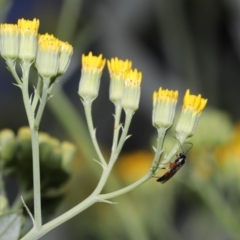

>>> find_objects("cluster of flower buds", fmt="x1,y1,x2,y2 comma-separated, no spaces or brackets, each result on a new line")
0,127,76,218
0,127,76,186
78,52,142,113
78,52,208,139
152,88,207,141
0,18,73,79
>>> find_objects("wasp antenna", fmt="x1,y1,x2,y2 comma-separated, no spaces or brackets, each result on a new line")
173,136,193,154
173,136,184,153
184,142,193,154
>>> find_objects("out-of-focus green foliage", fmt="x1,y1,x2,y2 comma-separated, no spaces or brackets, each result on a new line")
0,127,76,229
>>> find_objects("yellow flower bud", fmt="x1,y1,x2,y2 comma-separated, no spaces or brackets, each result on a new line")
0,24,19,59
35,33,60,78
121,68,142,112
58,41,73,75
176,89,208,142
152,87,178,129
78,52,106,101
107,58,132,103
18,18,39,61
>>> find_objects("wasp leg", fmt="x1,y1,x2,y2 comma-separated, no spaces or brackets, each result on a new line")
169,162,175,168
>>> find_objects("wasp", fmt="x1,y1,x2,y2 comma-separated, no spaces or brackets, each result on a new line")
156,140,192,184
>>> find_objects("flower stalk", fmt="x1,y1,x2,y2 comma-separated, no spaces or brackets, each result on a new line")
0,18,73,239
0,17,208,239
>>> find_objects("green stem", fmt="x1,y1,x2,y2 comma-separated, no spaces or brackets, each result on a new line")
21,106,142,239
83,99,107,167
6,59,22,85
110,103,122,154
151,127,166,173
35,86,148,240
114,110,133,157
20,105,134,239
99,173,151,200
30,128,42,228
47,86,96,162
12,190,33,210
91,110,133,197
21,62,35,127
21,196,99,240
20,61,42,229
92,110,133,196
32,76,43,112
35,78,50,127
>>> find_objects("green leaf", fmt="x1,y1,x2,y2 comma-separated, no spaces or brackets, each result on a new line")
0,213,21,240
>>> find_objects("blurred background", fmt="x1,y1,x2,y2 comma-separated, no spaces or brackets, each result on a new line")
1,0,240,239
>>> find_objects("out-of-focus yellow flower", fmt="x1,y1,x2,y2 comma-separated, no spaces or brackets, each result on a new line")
78,52,106,100
116,150,154,182
152,87,178,129
214,122,240,167
187,115,235,180
176,89,207,143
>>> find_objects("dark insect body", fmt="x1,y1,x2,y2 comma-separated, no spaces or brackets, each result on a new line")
156,152,186,184
156,139,193,184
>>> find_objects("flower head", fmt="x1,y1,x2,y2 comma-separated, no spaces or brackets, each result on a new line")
183,89,207,113
176,89,207,142
58,41,73,75
82,52,105,73
78,52,106,101
108,58,132,78
108,58,132,103
121,68,142,112
18,18,39,61
0,24,19,59
35,33,61,79
152,87,178,129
